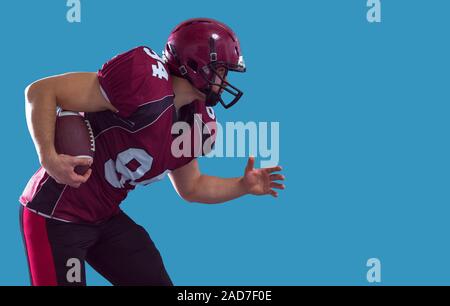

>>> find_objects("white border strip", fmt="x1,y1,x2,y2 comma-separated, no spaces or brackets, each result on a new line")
59,111,81,117
76,155,93,159
21,204,72,223
99,85,111,103
138,94,174,108
50,185,69,216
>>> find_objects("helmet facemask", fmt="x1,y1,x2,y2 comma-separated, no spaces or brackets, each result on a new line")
200,63,245,109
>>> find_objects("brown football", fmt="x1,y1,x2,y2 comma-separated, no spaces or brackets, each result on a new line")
55,111,95,175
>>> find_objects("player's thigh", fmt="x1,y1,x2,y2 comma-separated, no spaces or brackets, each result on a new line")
86,212,173,286
19,206,97,286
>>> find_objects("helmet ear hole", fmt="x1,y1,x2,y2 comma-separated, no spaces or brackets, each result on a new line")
187,59,198,72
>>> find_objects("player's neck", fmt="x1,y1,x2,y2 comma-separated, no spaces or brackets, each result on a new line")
172,76,205,111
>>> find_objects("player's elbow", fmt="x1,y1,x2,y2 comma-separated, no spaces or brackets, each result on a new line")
24,82,37,103
178,190,219,204
175,183,202,203
25,79,50,104
178,189,197,203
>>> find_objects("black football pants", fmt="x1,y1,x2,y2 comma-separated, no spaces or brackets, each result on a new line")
19,206,173,286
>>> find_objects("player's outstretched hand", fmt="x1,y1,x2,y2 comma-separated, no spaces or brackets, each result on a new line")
42,153,92,188
242,157,285,198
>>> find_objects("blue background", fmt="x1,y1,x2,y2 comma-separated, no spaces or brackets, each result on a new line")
1,0,449,285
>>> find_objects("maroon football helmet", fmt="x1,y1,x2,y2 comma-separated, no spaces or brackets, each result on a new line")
163,18,246,109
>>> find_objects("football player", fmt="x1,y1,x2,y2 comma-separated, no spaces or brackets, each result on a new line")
19,18,285,286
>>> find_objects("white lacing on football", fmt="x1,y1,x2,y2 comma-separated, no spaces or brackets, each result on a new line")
85,119,95,152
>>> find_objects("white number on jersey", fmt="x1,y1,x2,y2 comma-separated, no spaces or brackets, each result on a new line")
152,61,169,81
144,47,164,62
105,148,167,188
143,47,169,81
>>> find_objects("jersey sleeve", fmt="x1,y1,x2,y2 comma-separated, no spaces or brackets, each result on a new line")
97,46,172,118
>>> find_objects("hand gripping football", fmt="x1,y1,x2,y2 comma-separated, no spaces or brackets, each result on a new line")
55,111,95,175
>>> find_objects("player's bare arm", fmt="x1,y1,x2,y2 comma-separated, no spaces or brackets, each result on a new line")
25,72,118,188
169,157,285,204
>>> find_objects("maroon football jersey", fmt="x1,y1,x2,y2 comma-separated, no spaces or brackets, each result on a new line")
20,46,217,223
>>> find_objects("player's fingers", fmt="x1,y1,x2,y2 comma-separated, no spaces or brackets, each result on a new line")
245,156,255,172
265,166,282,174
79,169,92,182
70,173,84,185
70,171,89,185
270,182,285,190
70,157,93,167
76,169,92,184
270,174,285,181
269,189,279,198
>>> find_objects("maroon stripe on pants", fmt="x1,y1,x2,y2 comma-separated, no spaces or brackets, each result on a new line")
21,208,58,286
